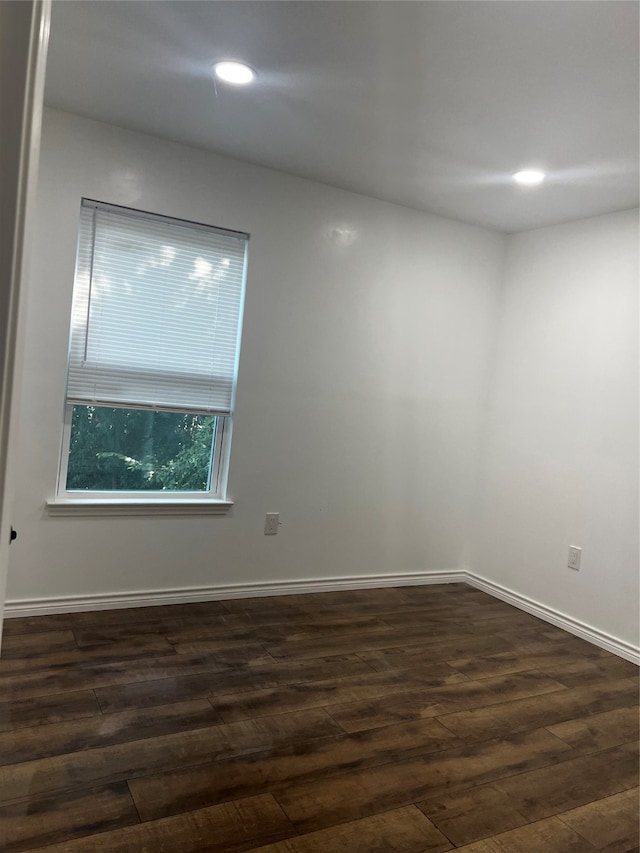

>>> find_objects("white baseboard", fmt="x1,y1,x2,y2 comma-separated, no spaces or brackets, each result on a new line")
4,570,465,618
464,570,640,666
5,568,638,666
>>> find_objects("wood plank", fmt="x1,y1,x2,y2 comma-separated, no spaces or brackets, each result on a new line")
0,699,340,764
0,698,222,766
211,662,473,722
172,624,320,648
379,602,527,628
166,619,391,649
490,742,640,822
418,783,531,846
539,656,640,688
0,636,177,676
2,616,66,636
419,743,640,845
390,586,496,606
72,619,187,647
294,600,511,624
0,782,138,852
121,609,394,646
222,613,395,633
0,629,77,660
2,612,181,637
395,585,496,603
94,654,373,713
462,613,555,637
0,643,282,701
221,615,393,640
546,706,640,754
447,642,605,681
119,600,227,619
264,624,481,661
296,588,413,606
26,793,294,853
166,609,287,631
185,608,396,631
3,601,224,635
79,600,223,623
558,788,640,852
276,727,572,832
0,689,100,733
0,708,341,801
219,598,305,616
243,805,452,853
497,624,584,646
436,677,639,743
216,600,506,629
502,632,609,657
221,588,411,614
358,635,517,671
326,670,568,733
451,816,597,852
128,717,461,821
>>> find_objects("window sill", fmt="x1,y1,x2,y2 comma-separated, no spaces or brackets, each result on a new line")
46,499,234,517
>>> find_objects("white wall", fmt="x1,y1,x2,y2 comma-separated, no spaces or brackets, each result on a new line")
472,210,639,648
6,108,504,602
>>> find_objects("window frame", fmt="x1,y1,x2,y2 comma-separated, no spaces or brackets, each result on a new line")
50,199,247,513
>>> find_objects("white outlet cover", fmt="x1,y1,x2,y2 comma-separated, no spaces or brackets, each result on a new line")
264,513,280,535
568,545,582,570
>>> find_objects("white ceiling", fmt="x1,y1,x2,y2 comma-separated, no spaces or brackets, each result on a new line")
45,1,639,233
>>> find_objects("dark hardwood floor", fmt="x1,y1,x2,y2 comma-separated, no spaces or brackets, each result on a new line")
0,583,637,852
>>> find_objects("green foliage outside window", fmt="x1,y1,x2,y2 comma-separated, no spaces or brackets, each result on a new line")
66,405,216,492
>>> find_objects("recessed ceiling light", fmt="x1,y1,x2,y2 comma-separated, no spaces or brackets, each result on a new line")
213,61,255,86
512,169,545,186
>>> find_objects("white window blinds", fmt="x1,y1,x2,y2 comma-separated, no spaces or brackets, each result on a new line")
66,200,248,415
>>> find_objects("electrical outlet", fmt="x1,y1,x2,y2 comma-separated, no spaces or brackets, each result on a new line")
568,545,582,571
264,513,280,535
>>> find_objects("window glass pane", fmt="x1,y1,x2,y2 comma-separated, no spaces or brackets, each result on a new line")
66,405,217,492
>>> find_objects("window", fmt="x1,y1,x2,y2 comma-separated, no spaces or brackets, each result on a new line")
55,200,248,506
